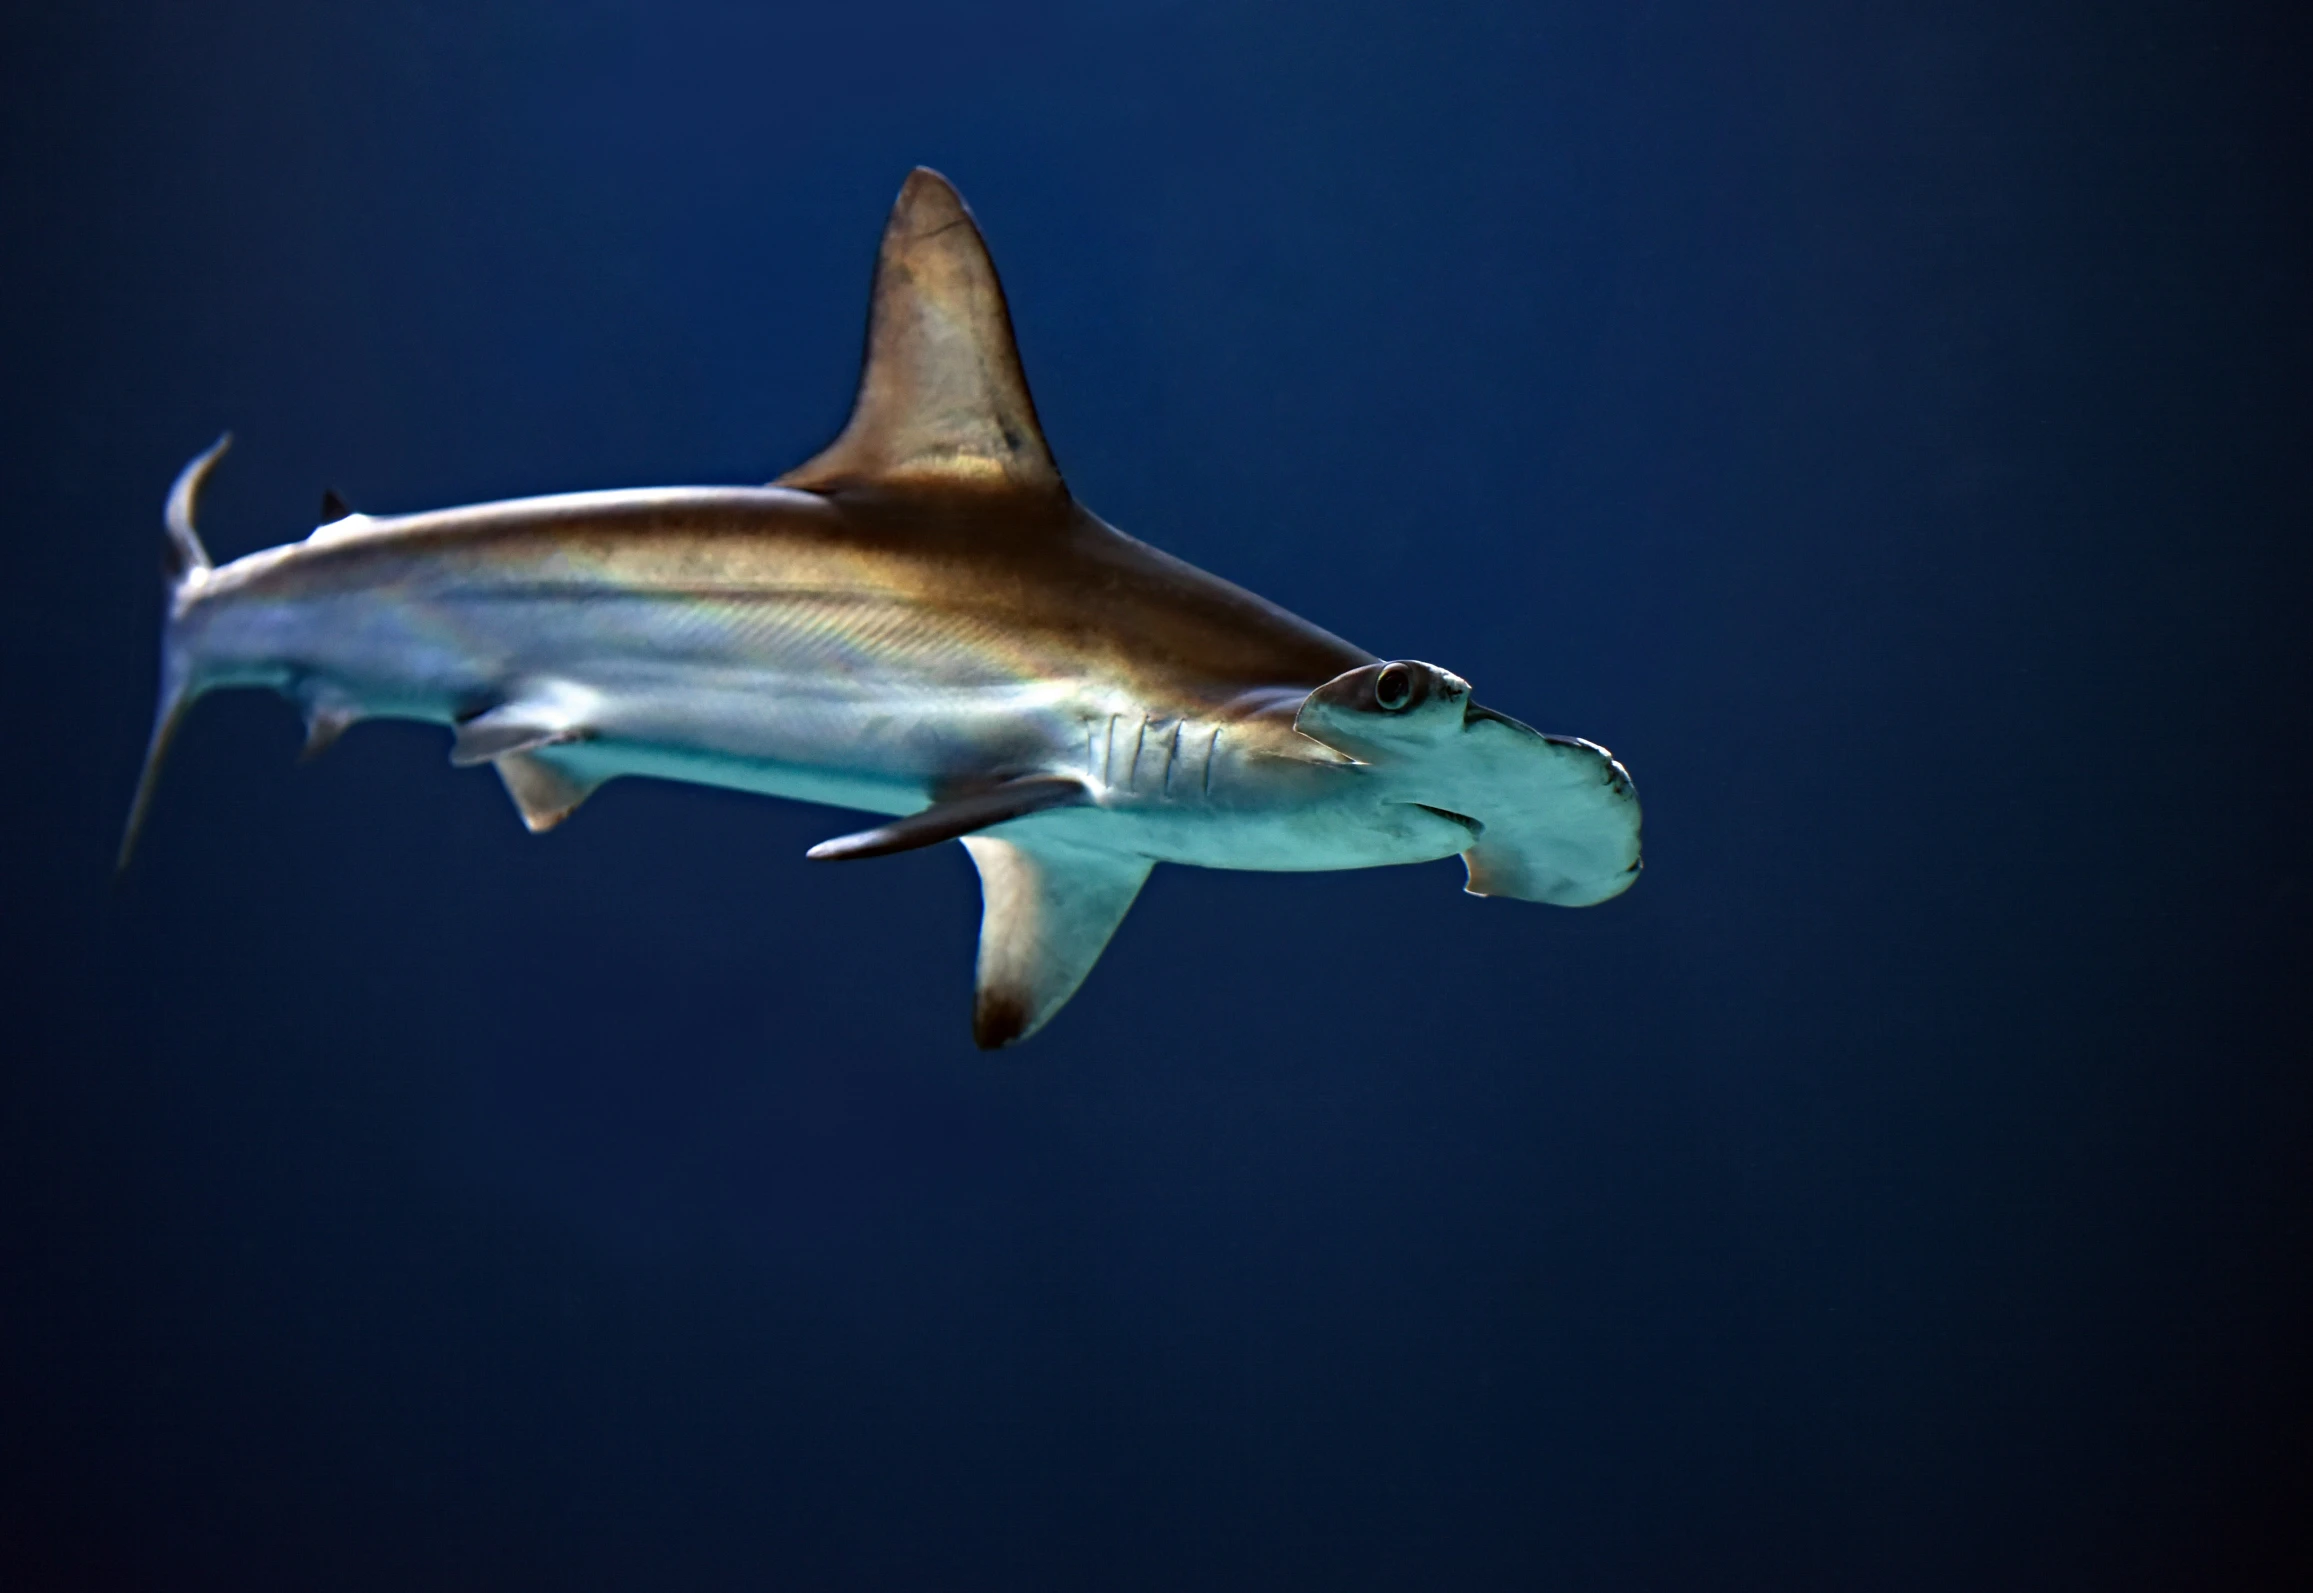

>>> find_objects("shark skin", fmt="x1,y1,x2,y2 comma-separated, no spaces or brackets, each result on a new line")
125,169,1641,1047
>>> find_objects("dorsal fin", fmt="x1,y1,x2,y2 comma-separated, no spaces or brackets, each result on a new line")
318,488,352,524
778,168,1066,502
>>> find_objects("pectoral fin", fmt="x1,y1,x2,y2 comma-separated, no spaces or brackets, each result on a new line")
805,775,1091,862
961,835,1150,1048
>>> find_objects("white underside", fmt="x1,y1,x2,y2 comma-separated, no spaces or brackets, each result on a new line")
180,556,1628,893
511,715,1480,873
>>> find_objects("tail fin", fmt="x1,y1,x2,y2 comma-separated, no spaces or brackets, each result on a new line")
119,434,230,872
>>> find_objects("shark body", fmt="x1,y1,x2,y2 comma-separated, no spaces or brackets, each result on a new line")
127,170,1641,1046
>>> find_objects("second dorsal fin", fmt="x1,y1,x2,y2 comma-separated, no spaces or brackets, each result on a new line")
778,168,1066,503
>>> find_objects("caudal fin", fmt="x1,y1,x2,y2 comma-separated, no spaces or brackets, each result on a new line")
118,434,230,872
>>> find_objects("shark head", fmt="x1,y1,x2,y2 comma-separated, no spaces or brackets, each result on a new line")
1294,661,1644,907
1292,659,1474,760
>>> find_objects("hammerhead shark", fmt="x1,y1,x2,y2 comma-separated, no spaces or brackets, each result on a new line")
124,169,1640,1046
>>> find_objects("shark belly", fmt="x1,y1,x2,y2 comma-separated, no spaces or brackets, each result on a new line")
186,571,1104,818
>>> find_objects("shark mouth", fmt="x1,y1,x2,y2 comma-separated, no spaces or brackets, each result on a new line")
1413,803,1484,838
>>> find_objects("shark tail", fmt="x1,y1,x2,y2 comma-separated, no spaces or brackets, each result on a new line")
119,433,231,872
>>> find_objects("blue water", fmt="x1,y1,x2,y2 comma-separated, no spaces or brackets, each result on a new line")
2,2,2305,1587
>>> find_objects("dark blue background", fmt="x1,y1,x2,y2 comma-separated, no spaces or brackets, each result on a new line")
3,2,2305,1586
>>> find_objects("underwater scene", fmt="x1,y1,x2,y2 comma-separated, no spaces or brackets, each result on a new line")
2,2,2304,1587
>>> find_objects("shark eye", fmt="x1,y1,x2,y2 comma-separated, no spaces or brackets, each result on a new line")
1373,662,1415,711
